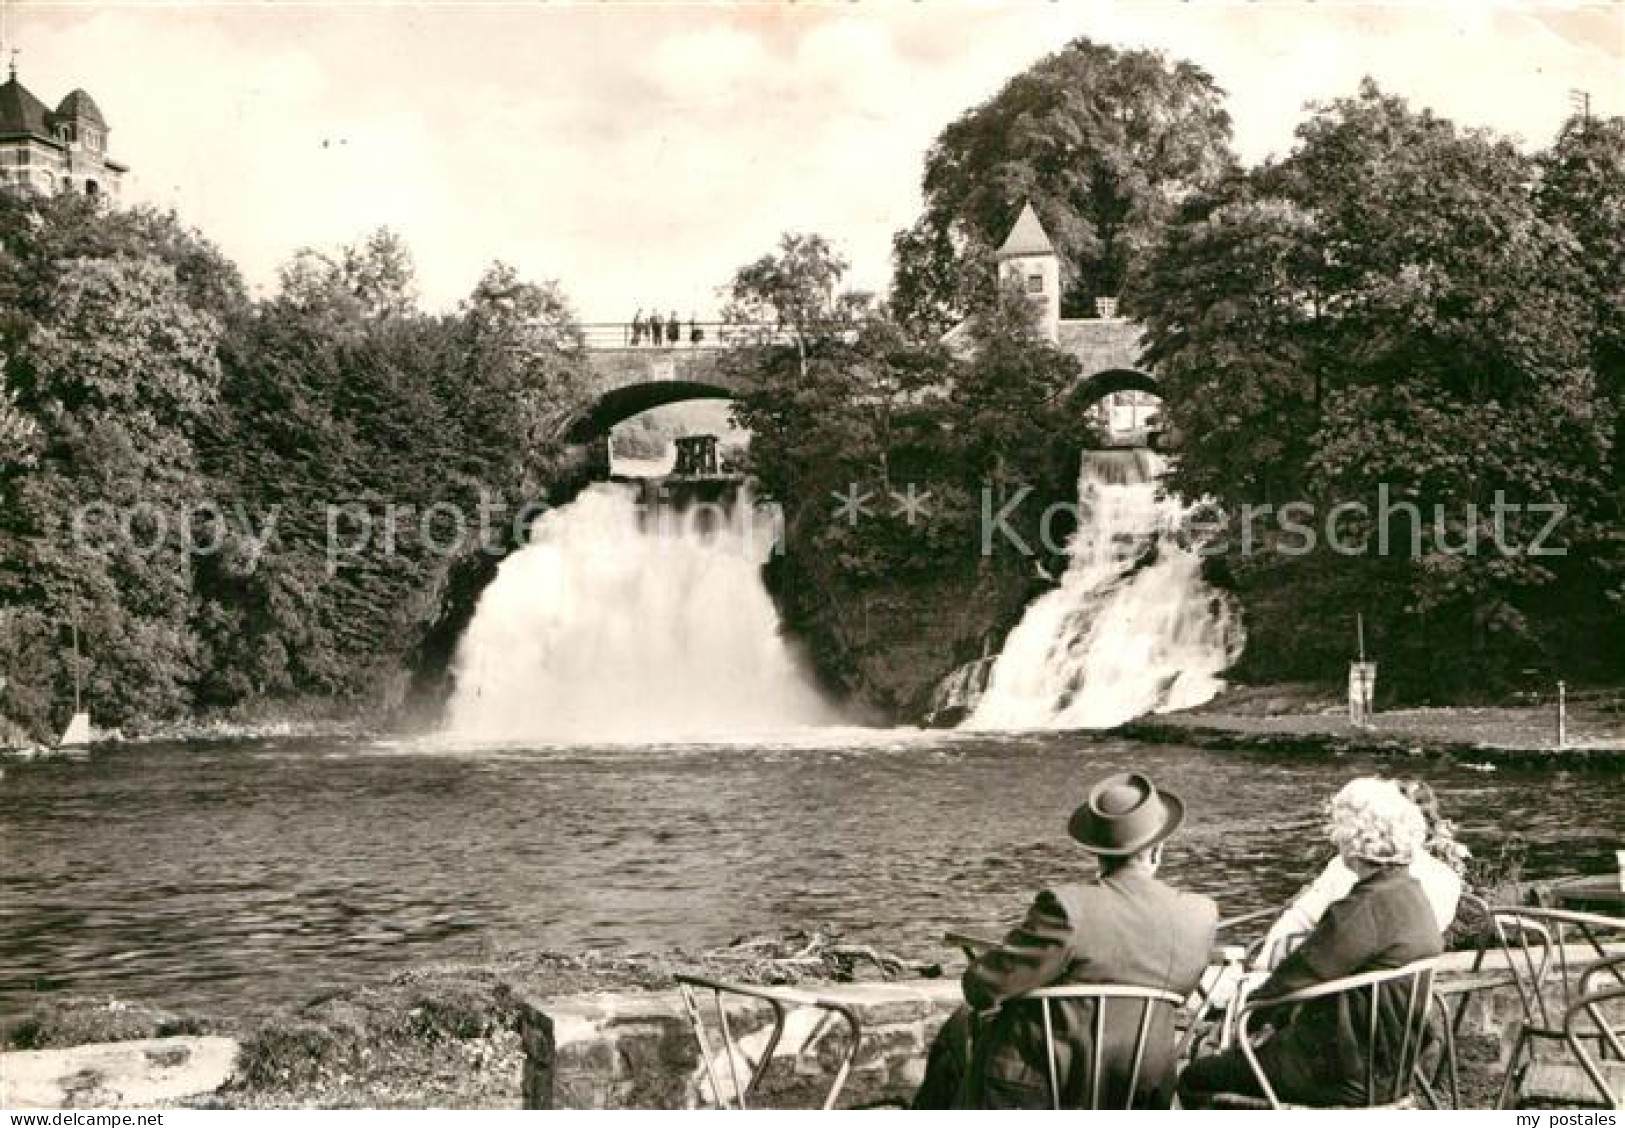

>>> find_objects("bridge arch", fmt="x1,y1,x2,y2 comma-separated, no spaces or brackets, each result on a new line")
562,379,739,443
555,346,755,444
1067,367,1162,410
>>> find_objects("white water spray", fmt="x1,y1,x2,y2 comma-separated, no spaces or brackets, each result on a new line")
444,483,837,742
966,450,1241,731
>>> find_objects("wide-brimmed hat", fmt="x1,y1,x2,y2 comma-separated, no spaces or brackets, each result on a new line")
1068,772,1186,856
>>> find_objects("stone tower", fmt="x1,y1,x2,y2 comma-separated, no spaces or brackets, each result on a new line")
995,201,1060,342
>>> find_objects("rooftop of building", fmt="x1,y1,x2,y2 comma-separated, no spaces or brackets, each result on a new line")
995,201,1055,258
0,71,114,152
0,75,53,140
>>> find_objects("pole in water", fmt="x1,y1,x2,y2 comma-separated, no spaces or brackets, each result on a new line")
1356,613,1366,664
1556,680,1567,749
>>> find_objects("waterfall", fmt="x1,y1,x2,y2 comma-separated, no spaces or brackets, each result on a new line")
443,482,836,742
964,450,1242,731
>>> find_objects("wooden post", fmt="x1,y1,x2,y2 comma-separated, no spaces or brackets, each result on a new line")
1556,680,1567,750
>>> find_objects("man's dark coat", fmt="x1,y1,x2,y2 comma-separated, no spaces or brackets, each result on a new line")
957,866,1218,1108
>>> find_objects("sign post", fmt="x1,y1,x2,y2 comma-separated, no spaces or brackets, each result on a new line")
1348,661,1377,729
1348,614,1376,728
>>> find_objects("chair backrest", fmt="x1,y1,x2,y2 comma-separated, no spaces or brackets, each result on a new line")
1486,906,1625,1030
1567,955,1625,1108
674,974,862,1110
1488,907,1561,1029
976,983,1187,1110
944,928,999,964
1236,957,1441,1108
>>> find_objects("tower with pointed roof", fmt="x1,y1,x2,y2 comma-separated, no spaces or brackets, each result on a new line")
0,58,126,198
995,200,1060,342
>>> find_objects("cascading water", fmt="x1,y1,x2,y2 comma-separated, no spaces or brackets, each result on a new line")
965,450,1242,731
443,482,836,742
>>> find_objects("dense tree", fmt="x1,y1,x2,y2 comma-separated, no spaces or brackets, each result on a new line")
0,364,39,474
0,195,591,739
0,255,223,731
1131,191,1324,504
452,261,589,490
192,244,590,711
890,36,1234,337
728,231,1081,712
1538,115,1625,473
1134,81,1618,692
723,232,864,384
277,227,418,323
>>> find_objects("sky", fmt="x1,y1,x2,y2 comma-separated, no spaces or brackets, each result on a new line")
5,1,1622,322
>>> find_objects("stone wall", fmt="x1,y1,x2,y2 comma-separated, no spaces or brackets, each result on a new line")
516,948,1624,1110
516,979,963,1110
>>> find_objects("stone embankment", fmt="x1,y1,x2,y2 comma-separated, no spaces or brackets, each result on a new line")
6,944,1619,1109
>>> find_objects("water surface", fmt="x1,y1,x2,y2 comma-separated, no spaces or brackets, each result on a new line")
1,731,1616,1021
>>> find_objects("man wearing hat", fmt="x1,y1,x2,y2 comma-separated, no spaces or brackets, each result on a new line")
913,772,1218,1108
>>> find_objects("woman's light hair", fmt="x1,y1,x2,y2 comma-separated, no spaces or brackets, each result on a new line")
1327,778,1428,865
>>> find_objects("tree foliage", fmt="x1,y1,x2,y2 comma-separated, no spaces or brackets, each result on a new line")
890,36,1234,337
2,254,223,728
1134,81,1620,692
727,232,1081,706
0,200,586,739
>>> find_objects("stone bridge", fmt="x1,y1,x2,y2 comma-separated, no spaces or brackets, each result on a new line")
1052,318,1158,408
557,316,1155,450
561,335,757,445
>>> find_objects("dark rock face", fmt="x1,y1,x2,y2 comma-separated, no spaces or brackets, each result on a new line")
763,557,1049,724
518,1005,556,1109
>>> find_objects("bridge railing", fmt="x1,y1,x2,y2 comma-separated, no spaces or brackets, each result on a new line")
576,320,799,351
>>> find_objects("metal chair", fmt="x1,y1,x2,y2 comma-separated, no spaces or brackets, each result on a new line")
967,982,1189,1109
673,973,863,1109
1565,954,1625,1107
1207,957,1445,1109
1488,906,1625,1108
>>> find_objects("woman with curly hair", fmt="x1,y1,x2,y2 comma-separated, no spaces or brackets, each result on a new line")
1250,778,1467,969
1179,778,1444,1107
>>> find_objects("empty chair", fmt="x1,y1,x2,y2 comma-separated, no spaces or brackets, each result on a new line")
674,973,862,1109
1489,907,1625,1108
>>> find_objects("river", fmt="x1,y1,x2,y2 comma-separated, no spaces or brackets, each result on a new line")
1,730,1616,1022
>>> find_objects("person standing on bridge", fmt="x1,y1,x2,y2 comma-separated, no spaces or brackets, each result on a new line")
631,308,646,346
666,310,681,345
689,315,703,345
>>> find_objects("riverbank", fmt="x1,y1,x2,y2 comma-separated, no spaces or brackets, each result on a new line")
0,701,378,758
1115,683,1625,767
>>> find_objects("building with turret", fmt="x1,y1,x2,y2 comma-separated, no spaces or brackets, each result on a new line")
943,202,1160,445
0,63,126,198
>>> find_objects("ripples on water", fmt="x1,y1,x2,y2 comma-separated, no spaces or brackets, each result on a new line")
1,731,1617,1021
